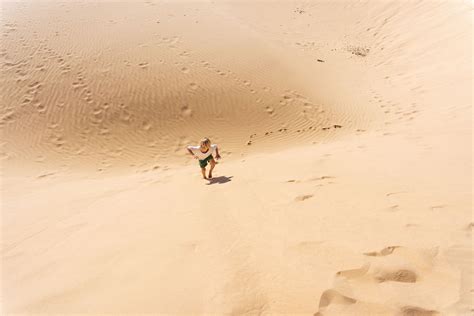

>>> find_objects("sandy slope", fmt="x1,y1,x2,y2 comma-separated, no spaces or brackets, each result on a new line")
1,0,472,315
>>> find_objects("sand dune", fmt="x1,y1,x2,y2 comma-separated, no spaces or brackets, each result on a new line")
1,0,376,173
1,0,472,315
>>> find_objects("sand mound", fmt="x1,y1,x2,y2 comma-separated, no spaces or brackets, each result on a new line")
315,247,459,316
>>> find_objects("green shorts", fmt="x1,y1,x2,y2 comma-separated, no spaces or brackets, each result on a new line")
199,155,214,168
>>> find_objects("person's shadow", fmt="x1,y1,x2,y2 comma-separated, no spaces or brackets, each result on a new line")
206,175,233,185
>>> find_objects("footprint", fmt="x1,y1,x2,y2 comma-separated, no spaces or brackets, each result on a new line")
387,204,399,212
386,191,406,197
181,67,190,74
336,264,369,279
28,81,41,90
400,306,440,316
265,106,274,115
363,246,399,257
142,121,152,131
315,246,448,316
179,51,189,57
37,172,56,179
318,289,356,309
99,127,110,136
34,102,46,113
375,269,417,283
188,82,198,91
181,105,192,117
295,194,313,201
72,81,85,90
35,155,46,163
1,110,15,124
466,222,474,231
309,176,334,182
50,135,66,147
120,110,131,122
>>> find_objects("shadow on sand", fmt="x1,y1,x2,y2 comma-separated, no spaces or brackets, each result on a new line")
206,175,233,185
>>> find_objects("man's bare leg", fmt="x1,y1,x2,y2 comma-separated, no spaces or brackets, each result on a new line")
201,167,207,179
208,159,216,179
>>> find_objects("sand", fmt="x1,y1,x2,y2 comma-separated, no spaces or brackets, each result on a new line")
1,0,472,315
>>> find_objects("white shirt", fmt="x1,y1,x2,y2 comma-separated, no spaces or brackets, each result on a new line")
187,144,217,160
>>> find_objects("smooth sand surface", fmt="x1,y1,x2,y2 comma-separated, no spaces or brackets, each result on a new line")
1,1,472,315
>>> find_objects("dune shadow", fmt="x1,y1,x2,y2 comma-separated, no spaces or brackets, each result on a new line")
206,175,233,185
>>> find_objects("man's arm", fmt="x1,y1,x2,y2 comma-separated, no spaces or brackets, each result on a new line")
215,146,221,159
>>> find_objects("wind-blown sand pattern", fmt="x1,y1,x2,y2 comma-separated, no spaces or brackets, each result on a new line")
1,1,472,315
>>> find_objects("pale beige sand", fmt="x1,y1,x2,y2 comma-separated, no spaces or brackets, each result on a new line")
1,0,472,315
